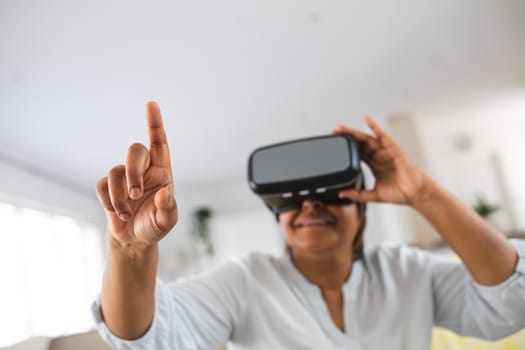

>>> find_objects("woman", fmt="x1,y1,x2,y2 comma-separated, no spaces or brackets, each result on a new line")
92,102,525,349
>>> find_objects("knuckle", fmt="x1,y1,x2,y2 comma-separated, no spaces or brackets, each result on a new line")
113,204,127,214
128,142,147,154
109,165,126,178
110,196,128,213
96,177,108,193
127,172,140,181
126,168,142,185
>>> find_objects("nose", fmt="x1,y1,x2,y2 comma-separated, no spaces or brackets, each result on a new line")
301,198,325,211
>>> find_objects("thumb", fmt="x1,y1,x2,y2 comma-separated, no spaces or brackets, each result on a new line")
154,186,178,233
339,189,380,203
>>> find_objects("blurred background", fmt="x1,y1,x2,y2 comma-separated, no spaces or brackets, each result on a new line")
1,0,525,349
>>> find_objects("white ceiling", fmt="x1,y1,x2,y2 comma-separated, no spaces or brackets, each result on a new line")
1,0,524,196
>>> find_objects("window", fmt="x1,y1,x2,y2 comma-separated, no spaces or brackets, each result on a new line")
0,202,104,347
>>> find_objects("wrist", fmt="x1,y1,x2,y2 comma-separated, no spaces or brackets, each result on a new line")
107,235,158,266
408,175,440,210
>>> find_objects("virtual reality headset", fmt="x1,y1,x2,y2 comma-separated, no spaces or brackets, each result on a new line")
248,134,364,214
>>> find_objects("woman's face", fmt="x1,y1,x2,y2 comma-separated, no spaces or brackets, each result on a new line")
279,199,361,257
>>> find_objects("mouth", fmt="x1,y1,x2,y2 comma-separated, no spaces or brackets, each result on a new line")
293,218,336,228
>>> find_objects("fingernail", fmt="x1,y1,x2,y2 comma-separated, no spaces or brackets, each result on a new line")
130,187,141,199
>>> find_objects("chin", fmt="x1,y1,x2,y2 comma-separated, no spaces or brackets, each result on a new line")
294,233,340,253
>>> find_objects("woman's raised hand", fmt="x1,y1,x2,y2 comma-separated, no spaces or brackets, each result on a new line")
333,116,432,206
96,102,178,249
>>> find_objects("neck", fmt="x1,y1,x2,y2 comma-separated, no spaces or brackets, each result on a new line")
291,250,353,290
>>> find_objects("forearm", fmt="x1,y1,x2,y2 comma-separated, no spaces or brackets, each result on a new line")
412,178,518,285
100,239,158,339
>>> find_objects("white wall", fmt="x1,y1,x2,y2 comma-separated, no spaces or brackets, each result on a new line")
384,91,525,247
0,158,105,229
418,92,525,233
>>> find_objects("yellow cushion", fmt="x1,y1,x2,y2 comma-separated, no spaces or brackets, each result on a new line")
432,327,525,350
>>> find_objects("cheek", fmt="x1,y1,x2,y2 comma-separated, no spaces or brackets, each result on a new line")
338,218,359,236
279,214,292,236
278,212,292,226
278,212,295,236
337,207,361,233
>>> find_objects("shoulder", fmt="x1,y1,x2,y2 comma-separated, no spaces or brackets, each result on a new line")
365,242,429,261
362,242,435,281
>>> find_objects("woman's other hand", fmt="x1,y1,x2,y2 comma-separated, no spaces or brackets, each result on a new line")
333,116,433,207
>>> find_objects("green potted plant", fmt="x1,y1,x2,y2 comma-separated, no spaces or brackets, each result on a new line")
191,206,214,257
472,195,500,220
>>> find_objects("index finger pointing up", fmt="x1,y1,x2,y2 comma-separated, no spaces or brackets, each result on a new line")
364,115,394,147
146,101,171,167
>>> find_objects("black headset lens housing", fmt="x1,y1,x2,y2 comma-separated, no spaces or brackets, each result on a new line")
247,134,364,215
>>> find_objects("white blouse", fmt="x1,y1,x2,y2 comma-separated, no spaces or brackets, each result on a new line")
92,240,525,350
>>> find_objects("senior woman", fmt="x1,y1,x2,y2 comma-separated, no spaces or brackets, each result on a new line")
92,102,525,349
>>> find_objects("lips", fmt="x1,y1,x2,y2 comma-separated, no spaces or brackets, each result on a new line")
293,216,336,228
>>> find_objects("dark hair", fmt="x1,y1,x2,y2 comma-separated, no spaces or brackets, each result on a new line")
351,201,367,260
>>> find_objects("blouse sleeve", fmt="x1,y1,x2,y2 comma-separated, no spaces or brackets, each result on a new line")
92,257,251,350
431,239,525,340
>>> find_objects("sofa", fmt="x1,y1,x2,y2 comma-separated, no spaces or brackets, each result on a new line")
4,328,524,350
1,331,112,350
